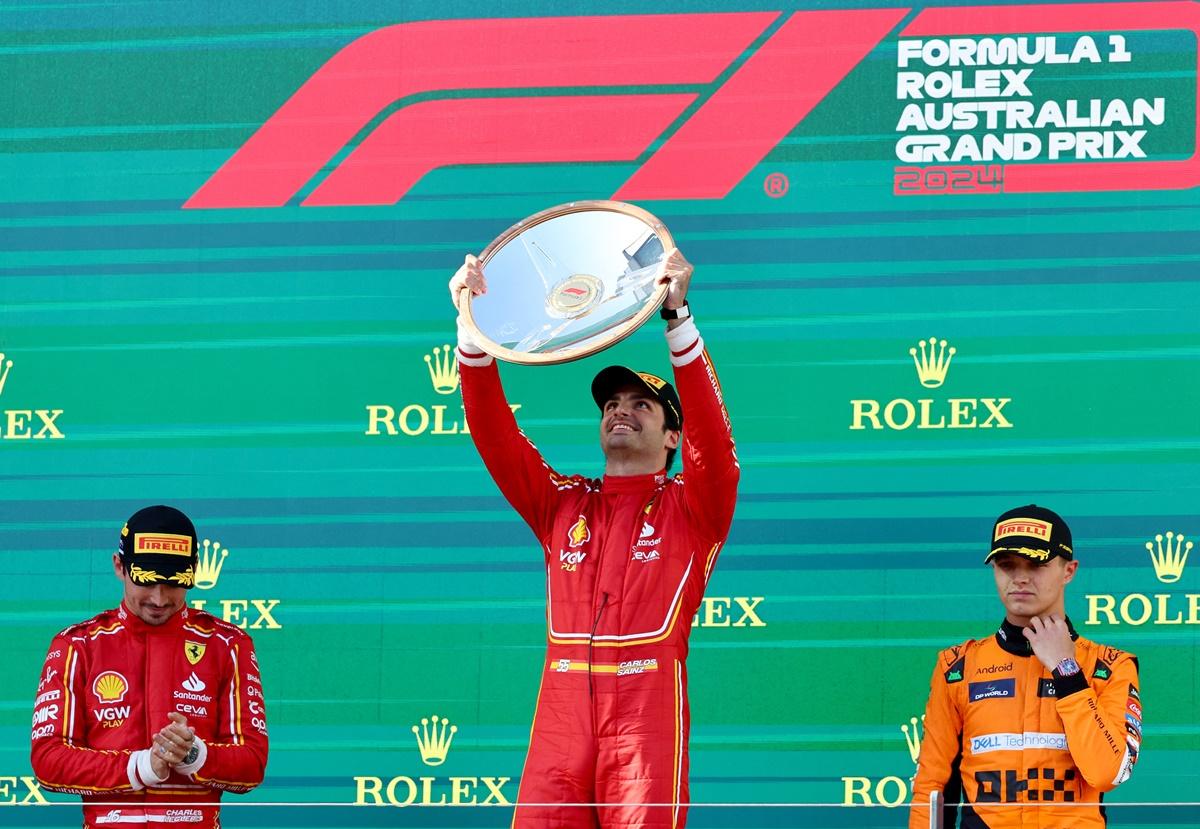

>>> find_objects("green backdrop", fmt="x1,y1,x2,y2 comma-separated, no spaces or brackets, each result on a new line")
1,1,1197,826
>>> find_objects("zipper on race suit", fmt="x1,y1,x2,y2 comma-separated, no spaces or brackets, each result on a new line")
588,592,609,699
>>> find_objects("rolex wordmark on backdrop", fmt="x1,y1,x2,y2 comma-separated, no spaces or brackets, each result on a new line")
842,713,926,807
366,345,521,437
850,338,1013,431
1087,531,1196,626
354,714,514,806
187,539,282,631
0,352,65,441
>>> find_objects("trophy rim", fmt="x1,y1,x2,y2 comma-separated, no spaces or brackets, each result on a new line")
459,200,675,366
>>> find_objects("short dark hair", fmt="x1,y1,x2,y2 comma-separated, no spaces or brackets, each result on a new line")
665,446,678,473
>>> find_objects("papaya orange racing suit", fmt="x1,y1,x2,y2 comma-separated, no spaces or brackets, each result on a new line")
457,317,739,829
910,618,1141,829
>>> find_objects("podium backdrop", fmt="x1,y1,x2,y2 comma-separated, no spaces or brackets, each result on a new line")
1,2,1197,826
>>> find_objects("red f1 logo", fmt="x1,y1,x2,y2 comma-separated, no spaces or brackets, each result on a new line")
184,10,906,207
186,3,1200,209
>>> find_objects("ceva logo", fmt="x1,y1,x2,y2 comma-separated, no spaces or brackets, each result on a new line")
184,4,1200,210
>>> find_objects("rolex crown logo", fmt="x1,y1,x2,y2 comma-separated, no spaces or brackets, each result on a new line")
901,714,925,764
425,345,459,395
196,539,230,590
0,353,12,397
909,337,956,389
412,714,458,766
1146,531,1192,583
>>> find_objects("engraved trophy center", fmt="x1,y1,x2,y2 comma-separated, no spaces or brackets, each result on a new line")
458,200,674,365
547,274,604,318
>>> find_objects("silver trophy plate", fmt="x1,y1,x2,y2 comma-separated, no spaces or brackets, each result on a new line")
459,200,674,365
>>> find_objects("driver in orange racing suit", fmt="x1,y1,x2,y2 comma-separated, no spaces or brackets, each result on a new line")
910,505,1141,828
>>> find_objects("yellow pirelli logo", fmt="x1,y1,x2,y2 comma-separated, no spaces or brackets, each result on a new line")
994,518,1052,542
134,532,193,556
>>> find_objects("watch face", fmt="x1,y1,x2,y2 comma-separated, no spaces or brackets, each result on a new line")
184,744,199,764
1057,658,1081,675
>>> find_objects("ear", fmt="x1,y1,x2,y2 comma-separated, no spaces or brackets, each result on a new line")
664,428,681,450
112,554,125,582
1062,559,1079,584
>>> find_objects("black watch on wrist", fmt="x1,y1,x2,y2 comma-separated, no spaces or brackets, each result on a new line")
660,302,691,321
182,743,199,766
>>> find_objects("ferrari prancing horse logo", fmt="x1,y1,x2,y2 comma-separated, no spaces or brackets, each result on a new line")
185,641,206,665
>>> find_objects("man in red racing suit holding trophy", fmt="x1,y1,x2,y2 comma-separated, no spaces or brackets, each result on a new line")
450,247,738,829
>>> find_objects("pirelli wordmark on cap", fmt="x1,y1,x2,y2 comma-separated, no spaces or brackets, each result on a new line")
994,518,1053,543
985,505,1074,564
134,533,194,556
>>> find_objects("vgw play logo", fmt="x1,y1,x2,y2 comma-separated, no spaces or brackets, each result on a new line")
184,3,1200,209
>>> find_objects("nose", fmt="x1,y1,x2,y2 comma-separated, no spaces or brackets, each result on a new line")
147,585,173,604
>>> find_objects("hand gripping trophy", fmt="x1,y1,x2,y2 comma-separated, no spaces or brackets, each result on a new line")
449,200,740,829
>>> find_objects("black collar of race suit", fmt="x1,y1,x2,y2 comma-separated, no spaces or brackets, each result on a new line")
994,617,1079,656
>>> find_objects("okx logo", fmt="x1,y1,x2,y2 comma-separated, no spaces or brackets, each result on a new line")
850,338,1013,431
1086,530,1198,626
353,714,513,806
188,538,282,631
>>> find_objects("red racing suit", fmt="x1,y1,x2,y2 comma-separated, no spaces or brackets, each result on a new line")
31,602,268,828
458,318,739,829
910,619,1140,829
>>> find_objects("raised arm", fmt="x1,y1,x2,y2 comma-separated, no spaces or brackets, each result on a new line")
452,255,564,543
661,249,740,546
